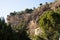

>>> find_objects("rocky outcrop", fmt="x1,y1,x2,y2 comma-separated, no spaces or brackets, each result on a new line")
7,0,60,36
28,20,38,36
51,0,60,11
7,13,31,27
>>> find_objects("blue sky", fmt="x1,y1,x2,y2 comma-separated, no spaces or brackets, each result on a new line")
0,0,55,21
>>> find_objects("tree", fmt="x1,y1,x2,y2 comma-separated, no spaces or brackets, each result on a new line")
38,10,60,40
33,7,36,10
45,2,48,5
10,11,16,16
39,3,42,6
0,18,19,40
16,20,31,40
25,8,33,13
32,35,46,40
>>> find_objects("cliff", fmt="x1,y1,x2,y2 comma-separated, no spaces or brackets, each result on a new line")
7,0,60,35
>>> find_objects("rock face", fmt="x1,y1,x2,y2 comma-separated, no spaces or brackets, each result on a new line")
7,0,60,36
35,27,44,35
28,20,38,36
7,13,31,29
51,0,60,11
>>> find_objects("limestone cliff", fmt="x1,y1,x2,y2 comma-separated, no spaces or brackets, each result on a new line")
7,0,60,35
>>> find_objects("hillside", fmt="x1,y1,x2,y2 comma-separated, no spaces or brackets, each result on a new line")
6,0,60,40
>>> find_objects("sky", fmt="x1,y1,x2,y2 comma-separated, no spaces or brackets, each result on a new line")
0,0,55,21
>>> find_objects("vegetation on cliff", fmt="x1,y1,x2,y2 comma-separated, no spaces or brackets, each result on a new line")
0,18,31,40
1,0,60,40
38,8,60,40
